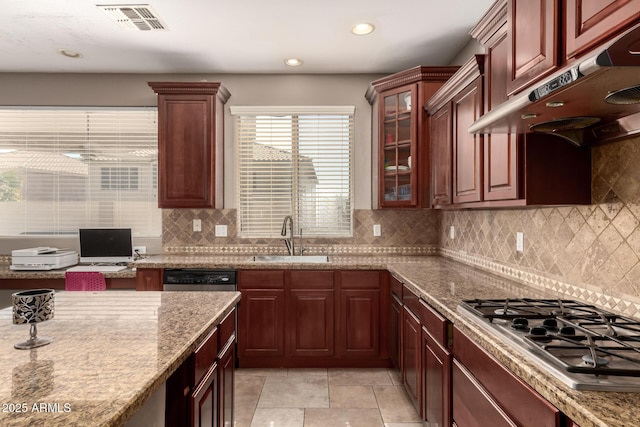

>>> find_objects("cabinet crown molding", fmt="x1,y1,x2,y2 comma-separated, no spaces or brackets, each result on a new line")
148,81,231,103
469,0,507,45
371,65,460,93
425,55,485,114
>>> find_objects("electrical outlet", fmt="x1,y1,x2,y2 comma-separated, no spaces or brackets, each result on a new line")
373,224,381,237
133,246,146,254
193,219,202,232
449,225,455,239
215,224,228,237
516,231,524,252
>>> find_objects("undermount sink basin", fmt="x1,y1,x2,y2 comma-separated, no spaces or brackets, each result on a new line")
251,255,329,263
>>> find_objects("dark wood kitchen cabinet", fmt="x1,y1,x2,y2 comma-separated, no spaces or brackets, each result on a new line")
237,270,285,360
402,304,422,412
136,268,163,291
287,271,335,357
420,300,451,427
451,325,561,427
167,308,236,427
337,270,388,359
368,66,458,208
389,276,403,370
426,56,484,207
237,269,390,368
565,0,640,60
148,82,230,208
506,0,559,96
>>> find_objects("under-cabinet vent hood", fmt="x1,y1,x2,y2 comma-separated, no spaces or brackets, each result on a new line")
469,22,640,146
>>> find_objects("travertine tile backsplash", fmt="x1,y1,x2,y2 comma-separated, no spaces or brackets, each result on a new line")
441,135,640,312
163,208,440,255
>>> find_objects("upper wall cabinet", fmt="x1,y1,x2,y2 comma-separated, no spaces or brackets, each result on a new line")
149,82,230,209
367,66,458,209
425,56,485,208
506,0,559,96
565,0,640,60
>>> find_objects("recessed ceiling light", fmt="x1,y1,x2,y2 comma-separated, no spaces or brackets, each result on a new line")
351,22,375,36
284,58,303,67
58,49,82,59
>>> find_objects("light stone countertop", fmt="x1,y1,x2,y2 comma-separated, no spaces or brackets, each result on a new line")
0,290,240,427
387,258,640,427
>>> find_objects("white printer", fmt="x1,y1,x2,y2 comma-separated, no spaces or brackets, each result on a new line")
10,247,78,271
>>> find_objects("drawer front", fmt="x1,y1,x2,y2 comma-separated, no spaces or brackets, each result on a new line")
339,270,381,289
290,270,334,289
402,285,421,317
194,328,218,385
452,327,560,427
238,270,284,289
419,300,447,346
452,359,517,427
391,275,402,297
218,308,236,350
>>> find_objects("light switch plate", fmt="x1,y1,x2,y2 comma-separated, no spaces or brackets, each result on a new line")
449,226,455,239
193,219,202,232
373,224,381,237
215,224,228,237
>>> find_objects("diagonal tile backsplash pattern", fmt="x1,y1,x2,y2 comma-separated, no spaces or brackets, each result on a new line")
163,208,440,255
441,135,640,314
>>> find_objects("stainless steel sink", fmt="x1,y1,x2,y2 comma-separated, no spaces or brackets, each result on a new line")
251,255,329,263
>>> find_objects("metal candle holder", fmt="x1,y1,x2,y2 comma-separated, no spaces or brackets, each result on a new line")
12,289,55,350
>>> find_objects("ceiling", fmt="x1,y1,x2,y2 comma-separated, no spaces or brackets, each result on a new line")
0,0,494,74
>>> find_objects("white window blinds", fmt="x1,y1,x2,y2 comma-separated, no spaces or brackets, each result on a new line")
232,106,354,238
0,107,160,237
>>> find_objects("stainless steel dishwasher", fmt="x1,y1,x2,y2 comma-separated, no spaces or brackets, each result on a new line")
162,268,237,291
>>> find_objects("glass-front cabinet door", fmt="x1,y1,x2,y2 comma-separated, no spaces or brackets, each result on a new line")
380,84,418,207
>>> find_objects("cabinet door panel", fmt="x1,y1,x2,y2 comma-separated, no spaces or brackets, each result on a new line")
190,363,218,427
288,290,335,357
402,306,421,412
507,0,559,95
218,341,235,427
430,103,453,206
237,290,284,357
136,268,163,291
423,328,451,427
453,78,483,204
565,0,640,59
390,293,402,370
339,289,380,357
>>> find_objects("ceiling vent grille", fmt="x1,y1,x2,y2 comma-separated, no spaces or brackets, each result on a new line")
97,4,168,31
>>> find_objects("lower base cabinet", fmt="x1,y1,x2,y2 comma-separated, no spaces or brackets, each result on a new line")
238,269,390,368
423,325,451,427
167,308,236,427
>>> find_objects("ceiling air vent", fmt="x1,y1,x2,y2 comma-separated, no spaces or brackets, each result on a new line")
97,4,168,31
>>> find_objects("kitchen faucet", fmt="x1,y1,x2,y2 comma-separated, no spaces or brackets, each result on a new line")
281,215,295,256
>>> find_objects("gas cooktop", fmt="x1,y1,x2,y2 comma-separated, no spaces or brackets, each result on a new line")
458,298,640,392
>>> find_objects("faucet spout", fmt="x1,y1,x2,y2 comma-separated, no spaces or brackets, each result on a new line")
281,215,295,256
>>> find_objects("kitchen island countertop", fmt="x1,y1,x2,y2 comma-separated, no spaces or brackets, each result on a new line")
0,290,240,427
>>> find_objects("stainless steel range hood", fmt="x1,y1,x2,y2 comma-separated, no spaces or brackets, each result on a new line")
469,22,640,146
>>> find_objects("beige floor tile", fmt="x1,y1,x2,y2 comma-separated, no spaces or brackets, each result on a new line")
373,385,422,423
257,375,329,408
235,375,266,427
286,368,328,378
250,408,304,427
387,368,402,385
304,408,384,427
327,368,394,386
236,368,288,377
329,385,378,408
384,423,425,427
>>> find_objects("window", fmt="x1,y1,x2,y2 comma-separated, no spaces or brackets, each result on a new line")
0,107,160,237
232,106,354,238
